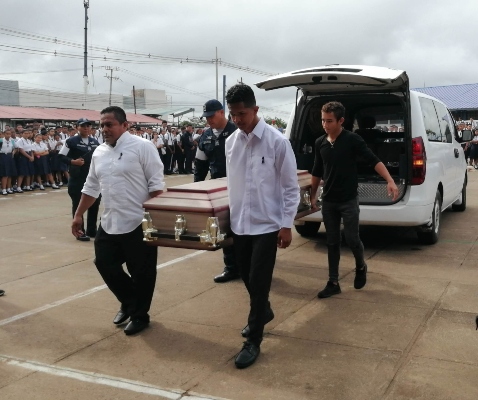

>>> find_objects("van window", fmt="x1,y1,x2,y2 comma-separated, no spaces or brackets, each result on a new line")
419,97,443,142
433,101,454,143
352,106,404,133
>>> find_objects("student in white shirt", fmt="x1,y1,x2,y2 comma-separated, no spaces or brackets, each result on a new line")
0,129,17,195
32,133,59,190
162,128,175,174
225,84,300,369
50,133,67,186
72,106,164,336
15,129,35,192
151,131,165,163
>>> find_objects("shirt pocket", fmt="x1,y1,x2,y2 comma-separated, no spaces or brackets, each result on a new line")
252,155,275,183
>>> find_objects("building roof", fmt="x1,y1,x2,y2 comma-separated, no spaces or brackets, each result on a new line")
124,107,195,118
0,106,161,124
413,83,478,110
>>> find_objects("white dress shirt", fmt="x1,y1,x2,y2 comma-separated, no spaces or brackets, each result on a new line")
225,118,300,235
82,132,165,235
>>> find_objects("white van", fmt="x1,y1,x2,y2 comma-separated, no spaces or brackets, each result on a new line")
256,65,469,244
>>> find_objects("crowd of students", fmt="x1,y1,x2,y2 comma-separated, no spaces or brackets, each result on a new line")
0,124,75,195
0,121,207,195
125,122,204,175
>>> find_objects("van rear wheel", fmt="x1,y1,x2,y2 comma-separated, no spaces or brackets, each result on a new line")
417,190,442,245
295,222,321,237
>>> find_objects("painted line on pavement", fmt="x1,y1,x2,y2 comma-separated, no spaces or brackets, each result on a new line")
0,250,206,327
0,355,228,400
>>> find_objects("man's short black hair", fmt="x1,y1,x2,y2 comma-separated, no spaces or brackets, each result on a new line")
101,106,127,124
226,83,256,108
187,123,193,127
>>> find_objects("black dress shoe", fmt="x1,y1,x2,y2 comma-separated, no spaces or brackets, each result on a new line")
214,271,241,283
241,309,275,338
113,310,129,325
0,289,5,296
76,234,90,242
124,319,149,335
235,341,260,369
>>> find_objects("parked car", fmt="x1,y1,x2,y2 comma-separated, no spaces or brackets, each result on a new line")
256,65,470,244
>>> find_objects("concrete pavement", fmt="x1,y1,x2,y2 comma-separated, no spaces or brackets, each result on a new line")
0,172,478,399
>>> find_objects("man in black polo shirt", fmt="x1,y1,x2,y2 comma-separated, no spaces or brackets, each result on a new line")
311,101,398,298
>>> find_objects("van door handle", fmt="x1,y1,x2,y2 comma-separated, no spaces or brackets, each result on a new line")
454,148,459,158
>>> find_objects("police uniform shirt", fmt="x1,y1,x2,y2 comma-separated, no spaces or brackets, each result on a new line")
58,135,99,165
199,120,237,175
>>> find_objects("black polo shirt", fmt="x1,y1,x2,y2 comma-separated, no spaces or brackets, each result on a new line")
311,129,380,202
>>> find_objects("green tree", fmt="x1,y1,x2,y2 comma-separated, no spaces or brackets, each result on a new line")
264,116,287,128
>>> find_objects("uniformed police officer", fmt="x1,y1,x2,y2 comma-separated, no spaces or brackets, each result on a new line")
198,99,239,283
59,118,101,241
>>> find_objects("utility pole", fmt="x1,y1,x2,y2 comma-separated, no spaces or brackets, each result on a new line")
133,85,137,114
215,47,219,99
222,75,226,110
83,0,89,109
103,66,119,106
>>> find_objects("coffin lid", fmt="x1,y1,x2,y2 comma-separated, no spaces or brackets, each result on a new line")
143,171,311,212
144,178,228,213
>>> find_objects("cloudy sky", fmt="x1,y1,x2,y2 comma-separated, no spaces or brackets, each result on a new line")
1,0,477,119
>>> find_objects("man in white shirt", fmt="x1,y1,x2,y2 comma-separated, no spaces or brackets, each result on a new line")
71,106,165,336
225,84,300,368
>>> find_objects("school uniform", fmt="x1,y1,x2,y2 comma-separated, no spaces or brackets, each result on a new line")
50,139,67,173
95,131,105,145
162,131,174,174
173,132,185,173
0,138,17,177
15,137,35,176
32,142,51,175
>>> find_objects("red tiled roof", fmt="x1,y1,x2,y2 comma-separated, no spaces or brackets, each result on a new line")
0,106,161,124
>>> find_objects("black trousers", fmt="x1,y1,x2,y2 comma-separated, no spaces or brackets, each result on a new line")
322,197,365,282
184,149,194,173
68,181,100,236
163,150,173,174
193,159,209,182
233,230,279,346
94,224,158,322
174,150,185,173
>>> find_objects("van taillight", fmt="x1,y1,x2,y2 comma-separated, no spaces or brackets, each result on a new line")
411,137,426,185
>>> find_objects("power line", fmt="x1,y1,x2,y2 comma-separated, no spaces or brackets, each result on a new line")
0,26,276,76
0,68,83,75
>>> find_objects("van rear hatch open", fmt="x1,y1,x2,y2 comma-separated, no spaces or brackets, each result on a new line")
256,65,408,94
256,65,410,205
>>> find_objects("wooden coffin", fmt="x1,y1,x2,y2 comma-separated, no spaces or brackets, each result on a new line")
143,171,316,250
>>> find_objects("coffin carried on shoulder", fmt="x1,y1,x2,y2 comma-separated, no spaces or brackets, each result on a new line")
142,171,316,250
